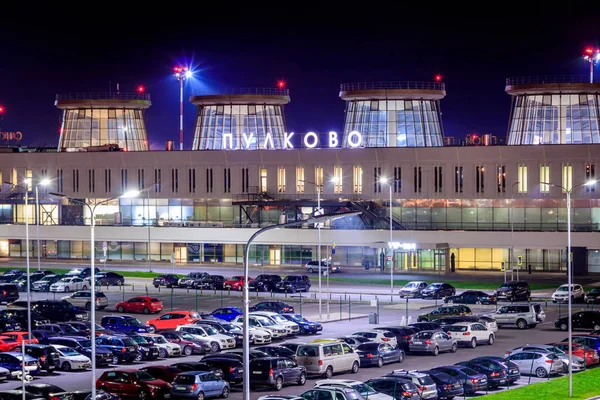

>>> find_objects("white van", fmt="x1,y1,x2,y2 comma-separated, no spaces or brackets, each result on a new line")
295,342,360,378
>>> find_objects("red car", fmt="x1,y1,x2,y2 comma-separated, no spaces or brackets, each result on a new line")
223,276,253,291
0,336,18,352
97,368,171,399
3,332,38,346
115,297,163,314
146,311,202,332
139,365,183,384
550,342,600,366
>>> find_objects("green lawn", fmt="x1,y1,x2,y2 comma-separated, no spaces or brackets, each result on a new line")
481,368,600,399
0,266,162,279
326,277,559,291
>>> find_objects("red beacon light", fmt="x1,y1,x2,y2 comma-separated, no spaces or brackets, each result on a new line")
434,74,442,82
0,106,4,113
277,79,286,89
137,85,145,93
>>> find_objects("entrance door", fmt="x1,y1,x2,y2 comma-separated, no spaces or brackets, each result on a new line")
174,246,187,263
434,250,447,272
397,251,420,271
269,247,281,265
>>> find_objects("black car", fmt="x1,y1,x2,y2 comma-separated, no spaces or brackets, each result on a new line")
95,334,139,364
250,357,306,390
274,275,311,293
495,280,531,302
250,301,295,314
375,326,417,351
422,370,464,399
408,322,441,332
419,283,456,299
200,357,244,384
197,275,226,290
0,391,42,400
128,334,160,361
0,275,20,284
247,274,282,292
152,274,180,288
585,288,600,304
177,272,209,288
472,356,521,384
47,336,112,366
455,359,508,388
94,272,124,286
17,384,72,400
32,275,64,292
255,345,297,359
13,273,49,292
0,309,50,328
32,300,88,322
0,319,21,334
365,377,421,400
0,284,19,304
555,310,600,331
444,290,496,305
429,365,488,394
171,361,225,379
31,330,58,345
22,344,60,373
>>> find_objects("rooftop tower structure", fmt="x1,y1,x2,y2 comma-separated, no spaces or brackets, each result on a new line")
506,76,600,145
55,92,151,152
339,81,446,147
191,88,290,150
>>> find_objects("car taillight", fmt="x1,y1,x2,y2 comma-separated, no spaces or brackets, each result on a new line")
191,384,198,390
2,291,5,296
229,366,235,372
402,392,412,397
463,332,471,335
283,308,289,311
49,396,60,400
505,351,510,356
40,355,46,362
403,335,411,339
318,360,323,366
424,340,431,345
545,359,554,364
490,372,500,377
382,337,390,341
269,368,274,376
444,384,453,389
121,347,126,353
408,340,413,344
366,353,373,358
471,378,478,384
419,386,427,392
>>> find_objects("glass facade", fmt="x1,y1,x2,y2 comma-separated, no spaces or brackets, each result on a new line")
342,100,444,147
193,104,287,150
59,108,149,151
508,94,600,145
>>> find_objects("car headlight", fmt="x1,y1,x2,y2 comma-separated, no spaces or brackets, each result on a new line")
220,339,227,343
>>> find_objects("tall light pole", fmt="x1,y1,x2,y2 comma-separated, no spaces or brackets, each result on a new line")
510,181,520,281
50,190,140,399
242,211,361,400
174,66,193,151
380,178,394,294
35,179,51,271
583,47,600,83
144,183,159,272
541,179,597,397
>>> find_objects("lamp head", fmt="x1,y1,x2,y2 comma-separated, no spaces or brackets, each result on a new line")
584,179,598,186
23,178,32,185
379,177,389,184
39,179,51,186
121,190,141,199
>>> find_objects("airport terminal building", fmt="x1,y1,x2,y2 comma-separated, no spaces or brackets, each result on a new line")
1,77,600,274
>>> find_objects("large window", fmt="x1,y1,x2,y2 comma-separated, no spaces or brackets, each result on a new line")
475,166,485,193
277,167,286,193
333,166,343,193
540,165,550,193
353,165,362,194
296,167,305,193
314,167,323,192
259,168,268,193
586,164,596,192
517,166,527,193
562,164,573,192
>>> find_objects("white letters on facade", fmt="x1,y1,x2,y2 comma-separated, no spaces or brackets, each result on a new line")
242,133,255,148
283,132,294,148
328,131,339,148
347,130,362,147
304,132,319,148
222,133,233,149
263,132,275,149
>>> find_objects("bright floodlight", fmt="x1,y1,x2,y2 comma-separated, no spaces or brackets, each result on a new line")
121,190,140,199
379,177,389,184
584,180,598,186
184,70,193,79
23,178,32,185
39,179,51,186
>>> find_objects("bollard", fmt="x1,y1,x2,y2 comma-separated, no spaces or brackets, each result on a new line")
348,296,351,321
339,296,342,320
300,291,303,315
132,284,134,292
405,297,409,322
145,285,148,296
344,291,347,301
220,291,224,308
170,287,174,311
285,290,288,299
360,293,362,302
228,288,231,297
122,285,125,301
195,288,198,312
376,295,380,319
270,290,273,299
187,287,189,295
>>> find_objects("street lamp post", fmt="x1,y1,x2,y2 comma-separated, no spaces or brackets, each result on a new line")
174,66,193,151
50,190,140,399
510,181,520,281
242,211,360,400
541,179,597,397
379,178,394,294
35,179,51,271
583,47,600,83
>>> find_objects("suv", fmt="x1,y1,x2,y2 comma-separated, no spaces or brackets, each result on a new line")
0,284,19,304
61,291,108,310
275,275,311,293
305,261,340,274
32,300,88,322
552,284,585,303
100,315,150,334
197,275,226,290
178,272,209,288
418,305,472,322
495,281,531,301
301,385,363,400
248,274,282,292
490,303,545,329
32,275,63,292
47,336,113,366
21,344,60,373
153,274,180,288
95,334,139,364
0,308,50,328
250,357,307,390
384,369,438,400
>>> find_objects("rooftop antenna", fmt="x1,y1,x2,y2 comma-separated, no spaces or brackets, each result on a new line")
117,83,120,99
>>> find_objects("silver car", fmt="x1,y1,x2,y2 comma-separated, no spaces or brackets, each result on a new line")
408,330,458,356
61,291,108,310
398,281,428,298
505,351,564,378
506,344,585,372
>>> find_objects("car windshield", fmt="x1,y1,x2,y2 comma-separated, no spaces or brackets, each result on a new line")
58,278,70,283
131,336,149,345
121,338,136,346
135,371,156,381
152,336,167,344
79,340,92,348
557,286,573,292
404,282,417,288
62,325,79,334
270,315,287,323
180,333,198,341
447,325,468,332
500,283,517,289
229,277,242,282
222,324,242,333
349,383,377,396
590,289,600,294
429,283,442,288
60,347,80,356
203,326,218,335
124,318,143,327
256,317,274,326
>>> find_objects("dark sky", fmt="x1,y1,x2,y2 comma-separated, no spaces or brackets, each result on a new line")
1,6,600,149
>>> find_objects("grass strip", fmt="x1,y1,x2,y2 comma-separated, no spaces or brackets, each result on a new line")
326,277,559,291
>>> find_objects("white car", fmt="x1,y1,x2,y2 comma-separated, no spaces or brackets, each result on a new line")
250,311,300,335
351,330,398,348
49,277,87,293
552,284,585,303
314,379,394,400
52,344,92,371
248,327,272,345
446,322,495,348
232,315,288,339
138,333,181,358
176,324,236,351
398,281,428,298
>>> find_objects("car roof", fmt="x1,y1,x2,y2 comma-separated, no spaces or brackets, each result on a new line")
315,379,362,385
451,322,478,326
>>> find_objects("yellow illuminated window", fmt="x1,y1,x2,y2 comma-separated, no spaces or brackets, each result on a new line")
333,166,343,193
296,167,305,193
25,170,33,191
540,165,550,193
260,168,267,192
314,167,323,192
562,165,572,192
353,165,362,194
277,167,286,193
517,166,527,193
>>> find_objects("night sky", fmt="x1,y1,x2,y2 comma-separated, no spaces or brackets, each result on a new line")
1,7,600,149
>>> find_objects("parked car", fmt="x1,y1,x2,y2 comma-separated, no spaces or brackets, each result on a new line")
336,336,373,349
196,275,226,290
198,357,244,385
47,336,113,366
254,345,297,359
419,282,456,299
0,319,20,335
161,330,213,355
421,370,464,399
408,330,457,355
585,288,600,304
250,301,295,314
66,267,99,278
444,290,496,305
0,352,40,376
137,333,182,358
175,325,235,351
295,342,360,378
506,344,580,372
383,370,437,400
417,305,472,322
146,311,202,332
313,379,392,400
115,296,163,314
398,281,428,298
223,276,253,291
96,369,171,399
429,365,488,394
274,275,311,293
438,315,498,333
299,386,363,400
365,377,421,400
128,334,160,361
95,335,140,364
140,365,183,385
552,284,585,303
454,359,509,388
91,272,125,286
19,344,60,373
170,361,225,379
351,330,398,348
305,261,340,274
446,322,495,347
210,307,243,322
0,309,50,329
13,273,49,292
36,323,81,337
468,356,521,384
101,315,149,334
0,284,19,304
247,274,282,292
555,311,600,331
15,384,72,400
171,370,230,398
193,320,245,346
32,300,88,322
250,357,306,390
32,275,63,292
251,312,300,335
549,342,600,366
408,322,441,332
281,314,322,335
489,303,545,329
51,344,91,371
495,280,531,301
49,276,87,293
231,315,288,339
61,291,108,310
372,327,415,352
355,342,404,367
153,274,180,288
505,351,564,378
177,272,209,288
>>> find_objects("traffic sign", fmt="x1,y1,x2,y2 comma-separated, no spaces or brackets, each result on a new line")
331,249,336,255
332,242,336,249
102,241,108,250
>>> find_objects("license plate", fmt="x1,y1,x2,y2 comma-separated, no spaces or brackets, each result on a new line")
164,394,171,399
499,379,506,383
253,371,262,374
176,386,187,391
412,341,422,345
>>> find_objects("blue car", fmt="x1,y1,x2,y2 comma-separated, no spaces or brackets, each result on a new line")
100,315,149,334
429,365,488,394
171,370,230,399
281,313,322,334
210,307,243,322
0,352,40,376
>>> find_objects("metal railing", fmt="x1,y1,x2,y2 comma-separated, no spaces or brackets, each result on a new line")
340,82,445,91
55,93,151,101
506,76,590,86
191,88,290,96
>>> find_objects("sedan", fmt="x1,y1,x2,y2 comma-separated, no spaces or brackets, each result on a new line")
419,283,456,299
444,290,496,305
49,277,87,293
585,288,600,304
398,281,428,298
281,314,322,334
161,330,213,355
210,307,243,322
146,311,202,332
52,344,92,371
153,274,180,288
429,365,488,394
115,297,163,314
92,272,125,286
222,276,253,291
140,365,183,385
555,311,600,331
96,369,172,399
355,342,404,367
549,342,600,366
408,330,458,355
470,356,521,384
17,384,71,400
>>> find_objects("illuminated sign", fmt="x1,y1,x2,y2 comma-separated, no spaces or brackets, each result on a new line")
220,130,363,150
0,132,22,141
388,242,417,250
